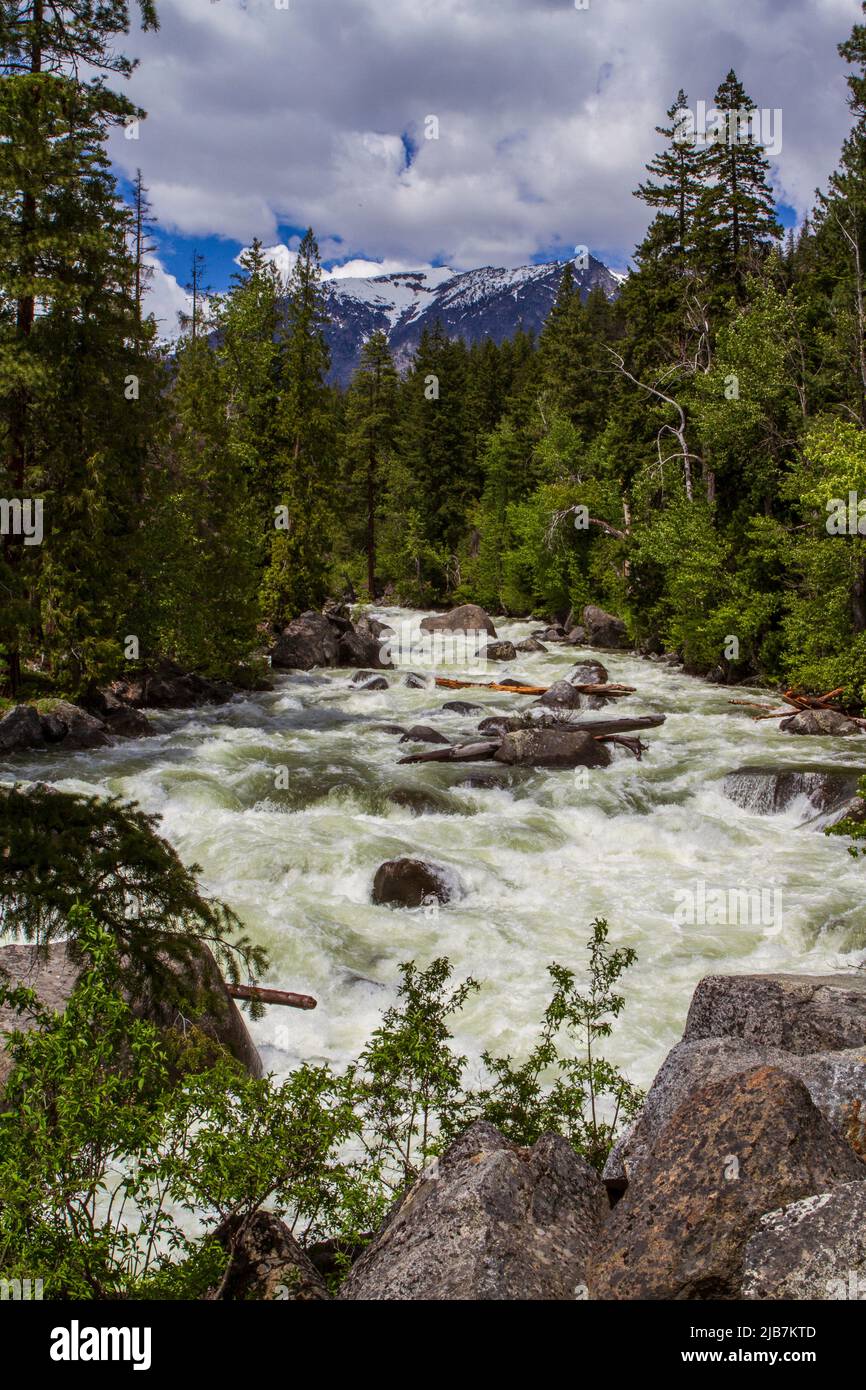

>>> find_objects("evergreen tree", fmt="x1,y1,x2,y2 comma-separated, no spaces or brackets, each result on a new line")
345,331,399,599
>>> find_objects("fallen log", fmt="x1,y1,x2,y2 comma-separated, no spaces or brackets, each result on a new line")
555,714,664,736
594,734,647,760
433,676,635,697
227,983,317,1010
398,740,501,765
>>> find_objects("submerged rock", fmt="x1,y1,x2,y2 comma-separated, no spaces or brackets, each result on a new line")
371,858,458,908
484,640,517,661
441,699,484,714
339,1121,607,1301
588,1067,866,1300
399,725,450,745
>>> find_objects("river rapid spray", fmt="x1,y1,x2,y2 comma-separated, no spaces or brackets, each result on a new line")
3,607,866,1091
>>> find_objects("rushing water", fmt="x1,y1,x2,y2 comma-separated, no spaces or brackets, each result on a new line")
4,607,866,1093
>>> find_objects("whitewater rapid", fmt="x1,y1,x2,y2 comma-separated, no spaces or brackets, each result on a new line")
5,608,866,1092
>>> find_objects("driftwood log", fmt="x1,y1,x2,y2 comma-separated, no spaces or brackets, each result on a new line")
227,984,317,1010
433,676,636,698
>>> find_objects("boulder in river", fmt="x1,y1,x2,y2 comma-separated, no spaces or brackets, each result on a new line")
441,699,484,714
742,1183,866,1301
483,640,517,662
350,671,389,691
588,1066,866,1300
582,605,629,650
82,689,155,738
722,765,862,816
419,604,497,637
827,793,866,829
495,728,612,768
568,660,609,686
40,701,110,750
339,1121,607,1301
533,625,567,643
403,672,430,689
565,626,587,645
371,858,458,908
110,660,234,708
338,627,392,671
780,709,862,736
271,613,342,670
0,704,44,753
515,637,547,653
214,1212,330,1301
683,972,866,1053
538,680,584,710
399,725,450,745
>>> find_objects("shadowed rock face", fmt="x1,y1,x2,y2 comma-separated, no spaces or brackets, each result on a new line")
588,1067,866,1301
214,1212,330,1301
0,941,262,1096
723,765,862,816
742,1183,866,1301
339,1121,608,1301
582,605,629,650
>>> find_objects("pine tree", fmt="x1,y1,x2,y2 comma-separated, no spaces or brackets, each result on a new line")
345,331,399,599
695,70,781,298
0,0,160,693
635,90,707,259
261,228,334,621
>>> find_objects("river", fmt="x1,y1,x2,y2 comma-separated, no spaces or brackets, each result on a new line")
5,607,866,1093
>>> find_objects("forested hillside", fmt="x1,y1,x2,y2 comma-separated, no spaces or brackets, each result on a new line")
4,2,866,705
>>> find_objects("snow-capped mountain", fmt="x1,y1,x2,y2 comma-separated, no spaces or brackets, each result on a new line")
320,255,623,385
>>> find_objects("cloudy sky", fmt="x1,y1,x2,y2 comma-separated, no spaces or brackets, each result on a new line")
108,0,864,328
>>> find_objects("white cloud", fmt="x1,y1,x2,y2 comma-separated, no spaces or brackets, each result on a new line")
142,253,190,339
110,0,863,269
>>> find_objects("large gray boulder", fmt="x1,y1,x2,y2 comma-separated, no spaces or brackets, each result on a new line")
588,1067,866,1300
683,972,866,1053
40,701,110,750
214,1212,331,1301
271,612,341,670
0,940,262,1096
568,660,609,686
339,1121,607,1301
484,640,517,662
742,1184,866,1300
338,628,392,670
604,1036,866,1194
582,605,629,650
495,728,612,768
0,704,43,754
419,604,497,638
780,709,861,736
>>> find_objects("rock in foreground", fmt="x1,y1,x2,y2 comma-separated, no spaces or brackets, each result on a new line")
780,709,861,736
340,1121,607,1301
742,1183,866,1300
683,972,866,1053
588,1067,866,1300
214,1212,330,1301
